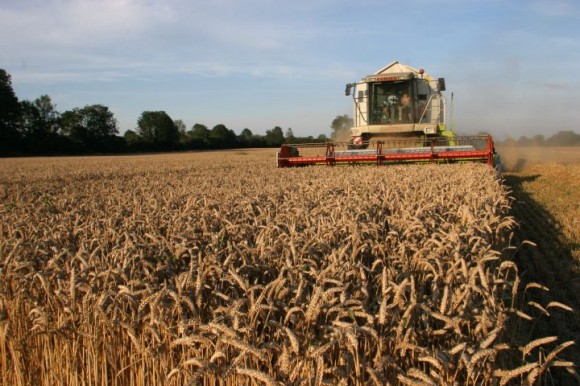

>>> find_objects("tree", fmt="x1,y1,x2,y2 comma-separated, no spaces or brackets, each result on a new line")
19,95,62,153
61,104,118,151
209,124,237,148
35,95,60,134
187,123,211,149
331,114,353,141
174,119,187,135
190,123,210,138
19,100,42,138
264,126,285,146
136,111,179,150
501,137,517,147
238,128,254,147
0,69,22,154
174,119,188,147
532,134,545,146
285,127,295,143
546,130,580,146
124,130,143,150
61,109,87,146
517,136,532,147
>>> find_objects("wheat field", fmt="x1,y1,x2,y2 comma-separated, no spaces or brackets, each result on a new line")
0,150,575,385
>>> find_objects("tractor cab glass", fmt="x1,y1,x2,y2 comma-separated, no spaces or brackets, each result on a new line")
368,79,431,125
369,81,413,124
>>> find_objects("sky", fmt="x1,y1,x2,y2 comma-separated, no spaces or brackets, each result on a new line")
2,0,579,140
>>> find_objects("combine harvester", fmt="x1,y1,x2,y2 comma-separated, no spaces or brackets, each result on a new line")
277,61,500,168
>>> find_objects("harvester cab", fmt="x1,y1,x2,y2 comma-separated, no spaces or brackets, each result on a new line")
277,61,501,169
346,61,451,145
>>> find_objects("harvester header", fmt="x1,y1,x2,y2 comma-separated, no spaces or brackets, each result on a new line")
277,136,497,168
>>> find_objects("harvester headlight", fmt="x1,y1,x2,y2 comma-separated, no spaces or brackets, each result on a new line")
424,126,436,134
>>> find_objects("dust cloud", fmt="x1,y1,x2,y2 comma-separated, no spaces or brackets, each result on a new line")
497,145,580,171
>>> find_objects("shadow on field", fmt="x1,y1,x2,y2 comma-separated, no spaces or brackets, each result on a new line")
511,158,528,172
504,173,580,384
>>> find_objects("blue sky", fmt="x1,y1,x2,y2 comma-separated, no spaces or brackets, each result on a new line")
2,0,579,139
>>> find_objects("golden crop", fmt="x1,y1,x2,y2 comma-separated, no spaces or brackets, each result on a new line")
0,150,574,385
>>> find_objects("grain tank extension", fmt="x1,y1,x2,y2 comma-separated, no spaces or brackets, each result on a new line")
277,61,500,168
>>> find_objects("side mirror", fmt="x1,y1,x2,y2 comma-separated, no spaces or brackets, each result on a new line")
345,83,353,96
438,78,446,91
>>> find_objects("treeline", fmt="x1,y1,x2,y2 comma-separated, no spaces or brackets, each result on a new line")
0,69,329,156
497,131,580,147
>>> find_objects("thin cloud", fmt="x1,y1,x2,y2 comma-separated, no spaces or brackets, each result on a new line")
2,0,356,84
542,82,570,90
531,0,579,17
2,0,579,137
